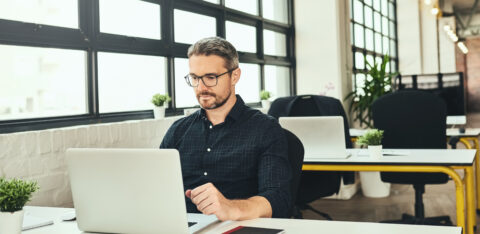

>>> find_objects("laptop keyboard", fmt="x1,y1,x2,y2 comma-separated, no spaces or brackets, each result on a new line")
188,222,197,227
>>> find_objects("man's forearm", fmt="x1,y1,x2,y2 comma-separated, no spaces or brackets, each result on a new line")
229,196,272,220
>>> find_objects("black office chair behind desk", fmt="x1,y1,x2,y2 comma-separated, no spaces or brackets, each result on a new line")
372,90,452,226
283,129,305,218
269,95,354,220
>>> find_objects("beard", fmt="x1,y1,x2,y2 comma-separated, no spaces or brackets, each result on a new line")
196,90,231,110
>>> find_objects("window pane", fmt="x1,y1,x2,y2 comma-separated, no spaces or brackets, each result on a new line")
381,0,389,15
374,12,381,31
225,0,258,15
375,33,382,53
390,40,397,57
174,58,198,108
375,56,382,67
264,30,287,56
226,21,256,53
365,29,374,51
174,10,216,44
391,60,397,72
355,52,365,70
354,24,364,48
355,73,366,96
383,36,389,54
235,63,260,103
100,0,160,40
364,0,373,6
98,52,166,113
0,0,78,28
365,6,373,28
0,45,86,120
390,21,396,38
265,65,290,98
382,16,389,35
373,0,381,11
262,0,288,24
389,2,396,20
366,54,374,67
353,0,363,24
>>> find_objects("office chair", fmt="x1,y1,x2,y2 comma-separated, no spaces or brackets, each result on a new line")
372,90,452,225
283,129,305,218
269,95,353,220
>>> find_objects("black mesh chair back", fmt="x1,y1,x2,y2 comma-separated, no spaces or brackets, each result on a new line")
269,95,352,219
372,90,452,225
372,90,448,184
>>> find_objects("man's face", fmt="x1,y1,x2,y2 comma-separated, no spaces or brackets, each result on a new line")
188,54,239,109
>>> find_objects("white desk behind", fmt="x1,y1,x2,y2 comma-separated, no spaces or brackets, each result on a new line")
306,149,476,165
23,206,461,234
350,128,480,138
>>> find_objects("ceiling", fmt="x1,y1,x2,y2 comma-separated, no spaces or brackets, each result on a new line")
446,0,480,37
451,0,478,11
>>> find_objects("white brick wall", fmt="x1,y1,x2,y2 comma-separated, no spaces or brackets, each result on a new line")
0,117,181,208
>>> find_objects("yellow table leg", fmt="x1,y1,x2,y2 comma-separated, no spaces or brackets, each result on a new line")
472,138,480,212
459,138,473,149
302,164,467,234
465,166,475,234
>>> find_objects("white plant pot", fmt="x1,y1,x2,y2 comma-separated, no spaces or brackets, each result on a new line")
153,106,165,119
368,145,383,159
0,209,24,234
261,100,271,110
360,172,391,198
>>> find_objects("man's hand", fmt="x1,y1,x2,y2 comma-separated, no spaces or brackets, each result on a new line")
185,183,238,221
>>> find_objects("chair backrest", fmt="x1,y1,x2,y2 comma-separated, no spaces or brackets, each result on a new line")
283,128,304,216
372,90,448,185
372,90,447,149
269,95,353,204
269,95,353,148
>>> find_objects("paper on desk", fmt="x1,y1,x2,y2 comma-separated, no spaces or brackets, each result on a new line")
22,215,54,231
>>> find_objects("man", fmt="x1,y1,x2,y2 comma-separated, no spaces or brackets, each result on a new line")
160,37,291,221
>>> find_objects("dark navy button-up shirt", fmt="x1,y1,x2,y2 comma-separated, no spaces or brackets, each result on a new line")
160,95,291,218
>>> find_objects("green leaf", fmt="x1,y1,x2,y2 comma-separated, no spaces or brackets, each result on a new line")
344,54,395,128
0,178,39,212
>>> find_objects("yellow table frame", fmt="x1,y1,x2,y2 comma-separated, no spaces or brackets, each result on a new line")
455,137,480,211
302,163,475,234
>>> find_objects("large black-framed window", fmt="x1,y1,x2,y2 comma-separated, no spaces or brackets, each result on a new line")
0,0,295,133
350,0,398,95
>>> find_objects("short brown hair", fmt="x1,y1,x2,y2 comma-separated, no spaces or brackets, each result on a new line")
187,37,239,70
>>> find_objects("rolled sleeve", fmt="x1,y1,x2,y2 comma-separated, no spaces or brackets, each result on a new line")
257,123,292,218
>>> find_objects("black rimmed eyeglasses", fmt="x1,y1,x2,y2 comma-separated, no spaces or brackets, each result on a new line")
184,68,237,87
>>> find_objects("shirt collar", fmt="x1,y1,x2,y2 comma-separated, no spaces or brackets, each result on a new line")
198,95,246,122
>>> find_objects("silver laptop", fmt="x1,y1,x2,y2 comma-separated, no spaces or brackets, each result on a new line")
66,148,217,234
279,116,351,159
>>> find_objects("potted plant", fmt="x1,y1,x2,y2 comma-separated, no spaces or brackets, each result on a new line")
0,178,39,234
344,54,398,128
151,93,171,119
356,129,390,198
357,129,384,159
260,90,272,109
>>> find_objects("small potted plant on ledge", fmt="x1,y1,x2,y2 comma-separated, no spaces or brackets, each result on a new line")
0,177,39,234
151,93,171,119
357,129,384,159
260,90,272,109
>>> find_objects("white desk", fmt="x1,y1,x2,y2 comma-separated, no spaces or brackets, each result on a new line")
351,128,480,213
303,149,476,234
23,206,461,234
350,128,480,138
